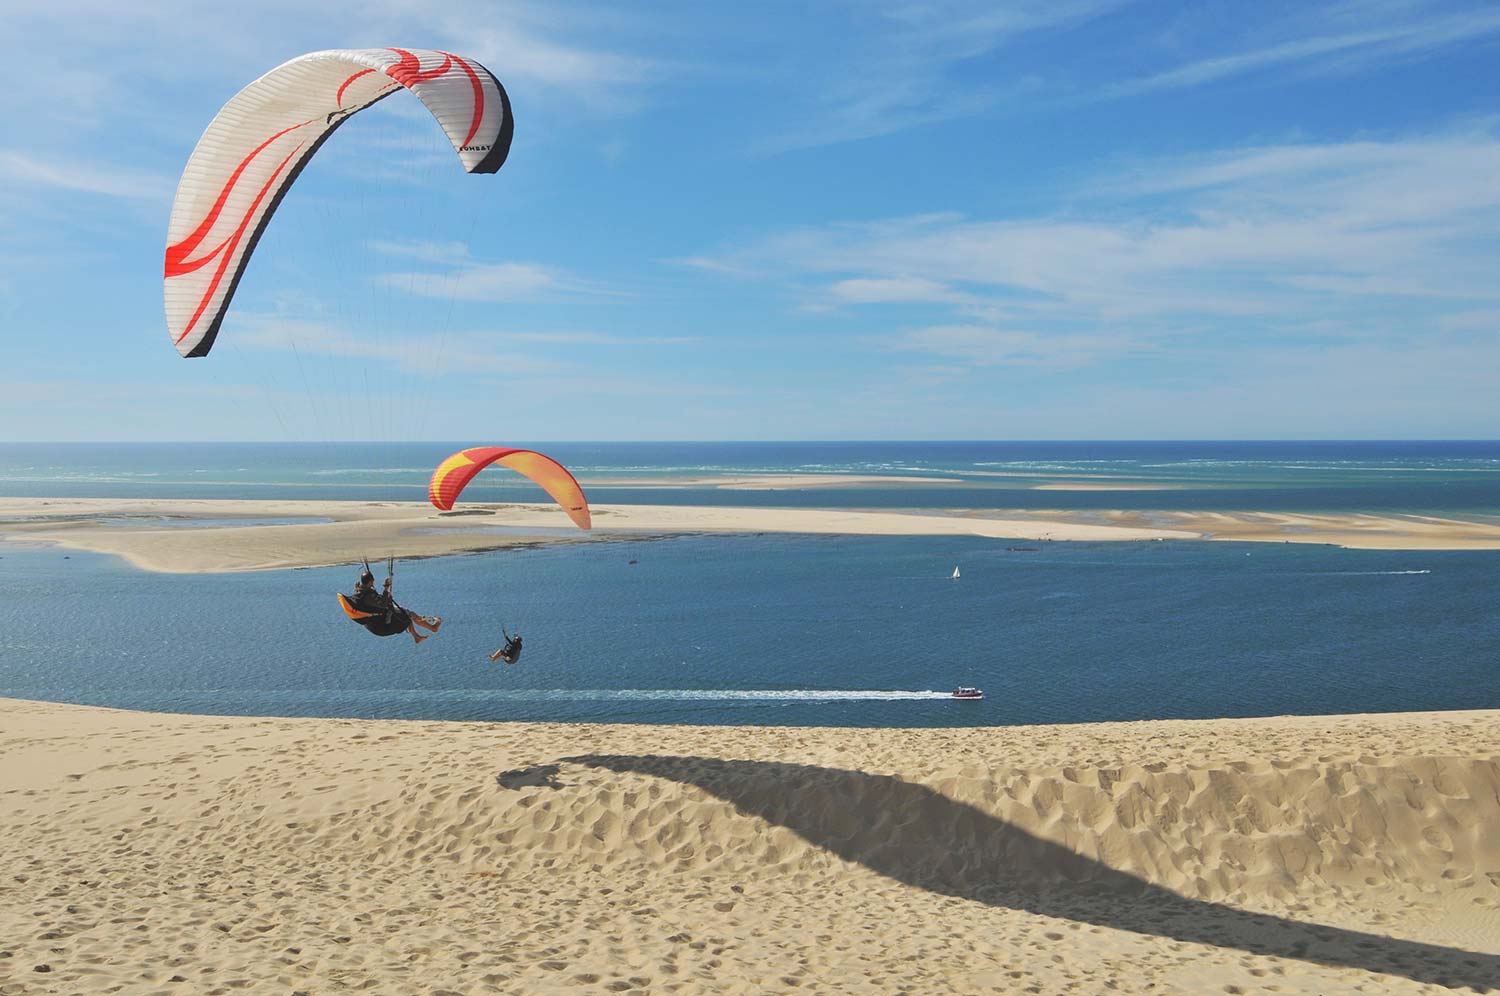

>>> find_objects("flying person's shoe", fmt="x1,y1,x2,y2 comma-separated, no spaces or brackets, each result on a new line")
427,617,442,631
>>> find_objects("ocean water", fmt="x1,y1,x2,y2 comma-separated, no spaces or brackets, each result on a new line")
2,440,1499,514
1,442,1496,726
1,533,1495,727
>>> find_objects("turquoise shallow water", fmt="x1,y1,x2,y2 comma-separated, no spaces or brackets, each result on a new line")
1,531,1495,726
2,440,1499,514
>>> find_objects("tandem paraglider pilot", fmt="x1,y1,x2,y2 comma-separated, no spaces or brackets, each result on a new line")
338,560,442,645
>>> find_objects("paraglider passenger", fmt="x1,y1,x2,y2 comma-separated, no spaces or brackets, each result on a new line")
384,574,442,644
353,566,440,644
490,631,523,664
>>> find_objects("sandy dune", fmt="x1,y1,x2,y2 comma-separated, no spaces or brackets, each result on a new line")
2,698,1497,994
4,497,1500,575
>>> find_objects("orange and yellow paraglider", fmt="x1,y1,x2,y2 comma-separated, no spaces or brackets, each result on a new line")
428,447,590,529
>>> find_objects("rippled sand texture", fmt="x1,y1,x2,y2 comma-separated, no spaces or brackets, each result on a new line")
2,700,1498,994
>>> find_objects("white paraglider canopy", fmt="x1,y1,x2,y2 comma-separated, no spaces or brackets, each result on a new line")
164,48,512,358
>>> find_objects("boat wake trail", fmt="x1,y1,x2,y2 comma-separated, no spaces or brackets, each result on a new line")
43,689,960,709
296,689,956,703
499,689,955,702
1308,569,1432,576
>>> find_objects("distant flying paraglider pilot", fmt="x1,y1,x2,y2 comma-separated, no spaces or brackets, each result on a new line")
490,629,523,664
339,561,441,645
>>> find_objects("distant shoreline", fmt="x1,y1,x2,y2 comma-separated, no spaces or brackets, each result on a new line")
4,495,1500,573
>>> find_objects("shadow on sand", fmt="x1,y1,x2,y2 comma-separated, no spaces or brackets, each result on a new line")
507,754,1499,992
497,763,563,789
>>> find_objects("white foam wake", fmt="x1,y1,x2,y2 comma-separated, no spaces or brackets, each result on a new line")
477,688,955,702
1310,569,1432,576
69,688,962,704
261,688,957,702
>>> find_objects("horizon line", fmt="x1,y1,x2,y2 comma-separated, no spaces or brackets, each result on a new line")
1,438,1499,446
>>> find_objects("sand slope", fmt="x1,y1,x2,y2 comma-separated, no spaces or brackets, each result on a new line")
2,699,1498,994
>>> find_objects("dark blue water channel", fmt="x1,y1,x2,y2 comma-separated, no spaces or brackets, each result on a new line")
2,534,1495,726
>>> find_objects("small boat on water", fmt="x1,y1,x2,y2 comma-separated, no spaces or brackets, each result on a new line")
951,566,961,580
951,686,984,700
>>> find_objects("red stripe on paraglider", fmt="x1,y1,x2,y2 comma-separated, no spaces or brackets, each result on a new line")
174,143,304,345
385,47,419,84
336,68,377,106
385,48,452,88
429,447,501,511
444,52,486,149
165,117,319,277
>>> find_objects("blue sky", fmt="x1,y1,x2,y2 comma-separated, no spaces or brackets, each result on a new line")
3,0,1498,441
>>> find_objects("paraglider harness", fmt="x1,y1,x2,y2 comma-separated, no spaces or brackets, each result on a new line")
497,628,523,665
338,557,415,638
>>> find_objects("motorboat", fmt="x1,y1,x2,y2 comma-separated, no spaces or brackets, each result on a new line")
951,686,984,700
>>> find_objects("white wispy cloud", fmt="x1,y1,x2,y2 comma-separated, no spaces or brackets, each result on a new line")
756,1,1500,151
856,130,1493,300
668,256,756,277
227,313,693,372
367,240,474,265
488,331,700,346
710,121,1500,373
10,0,661,105
760,0,1126,151
828,276,958,304
229,315,562,377
1105,6,1500,100
1106,119,1500,214
375,261,566,302
369,238,625,301
1281,273,1500,301
1439,309,1500,331
0,151,167,200
888,324,1124,367
459,21,656,107
0,377,314,442
481,372,742,400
